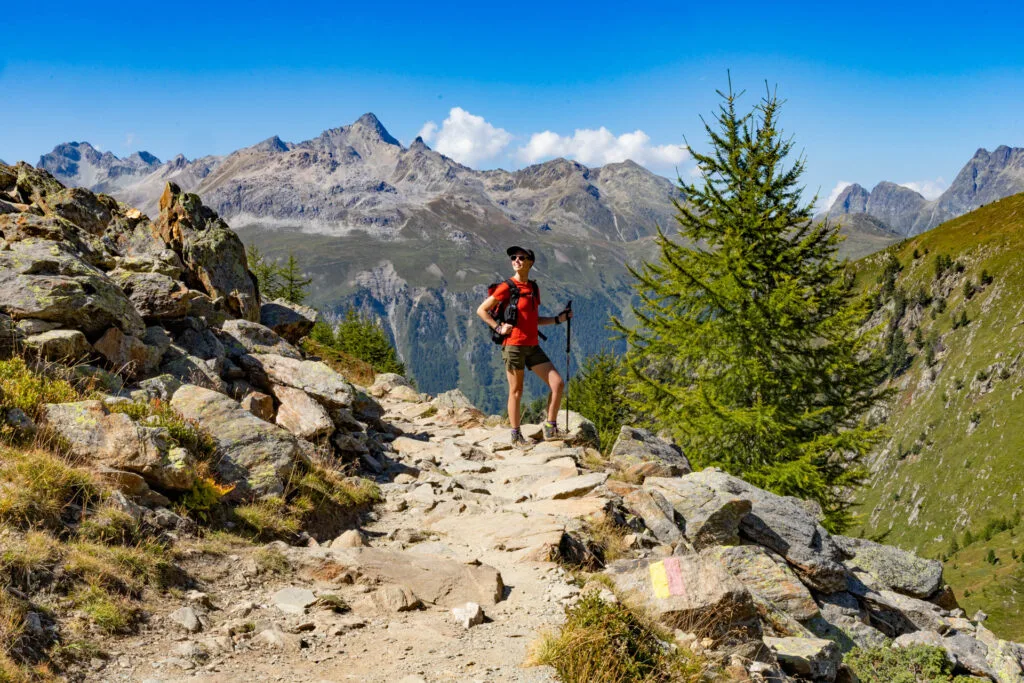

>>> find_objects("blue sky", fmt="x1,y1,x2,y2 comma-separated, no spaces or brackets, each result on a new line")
2,0,1022,209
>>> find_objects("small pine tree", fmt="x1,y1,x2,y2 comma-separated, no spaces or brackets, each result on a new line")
986,548,998,565
565,351,632,455
963,279,975,300
246,245,284,301
948,534,960,555
279,254,313,305
613,81,888,531
980,269,994,286
962,529,974,547
333,309,406,376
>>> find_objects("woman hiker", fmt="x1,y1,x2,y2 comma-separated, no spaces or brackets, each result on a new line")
476,246,573,447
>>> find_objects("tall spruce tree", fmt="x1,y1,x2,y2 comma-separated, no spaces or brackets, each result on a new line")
614,83,888,531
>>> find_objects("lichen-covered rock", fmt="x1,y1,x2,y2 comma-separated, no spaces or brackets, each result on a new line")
109,269,192,320
622,488,683,545
220,319,302,360
259,299,318,344
682,469,848,593
368,373,413,398
271,384,334,440
609,427,691,479
833,535,943,600
0,239,144,337
153,183,259,321
241,353,354,409
24,329,91,362
170,384,302,499
604,551,761,642
710,545,819,622
39,400,194,491
806,592,888,652
93,327,163,378
644,475,752,549
764,636,841,681
161,352,228,394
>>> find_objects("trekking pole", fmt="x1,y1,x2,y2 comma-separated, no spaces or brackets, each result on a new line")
564,300,572,433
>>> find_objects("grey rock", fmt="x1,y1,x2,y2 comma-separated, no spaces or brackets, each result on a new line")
168,606,203,633
451,602,484,629
534,472,608,500
271,384,334,440
622,488,683,545
644,475,752,549
110,269,192,320
137,374,182,401
764,636,841,681
40,400,195,491
272,587,317,615
241,353,354,408
170,384,302,498
259,299,318,344
678,469,847,592
605,550,761,642
834,534,943,599
710,545,819,622
93,327,162,379
220,319,302,360
24,329,91,362
609,426,691,479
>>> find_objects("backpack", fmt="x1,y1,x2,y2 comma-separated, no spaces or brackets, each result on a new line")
486,278,546,344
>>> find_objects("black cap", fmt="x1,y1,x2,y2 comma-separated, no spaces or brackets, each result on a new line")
506,246,535,261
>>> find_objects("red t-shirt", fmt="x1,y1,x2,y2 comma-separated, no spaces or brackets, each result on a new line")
492,279,540,346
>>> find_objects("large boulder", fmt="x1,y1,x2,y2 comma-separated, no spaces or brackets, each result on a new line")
806,592,888,652
0,239,144,337
240,353,354,409
682,469,848,593
170,384,302,499
259,299,318,344
605,551,761,642
109,270,192,320
833,535,943,600
368,373,413,398
710,545,819,622
24,329,91,362
39,400,194,491
219,319,302,360
609,427,692,479
271,384,334,440
644,475,752,549
153,183,259,321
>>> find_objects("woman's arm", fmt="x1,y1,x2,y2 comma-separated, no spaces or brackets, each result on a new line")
539,310,573,326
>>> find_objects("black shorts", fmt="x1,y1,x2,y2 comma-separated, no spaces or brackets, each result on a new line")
502,345,551,371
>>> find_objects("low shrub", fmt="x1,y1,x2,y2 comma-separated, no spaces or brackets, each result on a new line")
530,593,706,683
844,644,975,682
71,586,139,635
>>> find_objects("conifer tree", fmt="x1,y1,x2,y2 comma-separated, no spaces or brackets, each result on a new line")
614,82,888,531
280,254,313,305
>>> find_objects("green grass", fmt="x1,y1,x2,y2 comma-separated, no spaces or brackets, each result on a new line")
0,447,102,531
844,645,975,683
849,192,1024,638
943,525,1024,639
0,357,79,445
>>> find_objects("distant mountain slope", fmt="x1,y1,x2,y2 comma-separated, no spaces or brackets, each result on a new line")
852,192,1024,638
827,146,1024,237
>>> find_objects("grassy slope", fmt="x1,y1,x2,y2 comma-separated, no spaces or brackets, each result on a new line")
851,192,1024,638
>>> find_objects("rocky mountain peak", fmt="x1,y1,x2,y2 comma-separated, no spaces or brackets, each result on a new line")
251,135,292,154
827,183,869,216
408,136,430,152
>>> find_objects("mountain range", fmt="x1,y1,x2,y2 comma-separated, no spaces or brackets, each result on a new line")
825,146,1024,239
25,117,1024,412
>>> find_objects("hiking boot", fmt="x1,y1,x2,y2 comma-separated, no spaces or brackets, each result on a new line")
542,421,566,441
510,428,530,448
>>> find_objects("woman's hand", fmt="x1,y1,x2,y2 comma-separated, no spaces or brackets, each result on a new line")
495,322,512,336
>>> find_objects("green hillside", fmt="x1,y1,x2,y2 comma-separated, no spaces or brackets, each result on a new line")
852,192,1024,638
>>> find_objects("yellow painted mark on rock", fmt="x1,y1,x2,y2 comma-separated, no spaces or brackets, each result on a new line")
649,560,670,599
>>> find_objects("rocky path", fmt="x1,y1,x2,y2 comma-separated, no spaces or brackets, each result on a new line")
95,394,611,683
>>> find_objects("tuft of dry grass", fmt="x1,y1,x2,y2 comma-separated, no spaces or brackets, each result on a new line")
234,497,302,541
300,339,375,386
0,447,102,531
0,531,62,592
528,592,708,683
70,586,139,635
253,546,290,575
583,517,632,564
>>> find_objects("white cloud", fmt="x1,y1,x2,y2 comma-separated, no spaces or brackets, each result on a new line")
417,108,511,166
517,127,688,169
899,177,947,200
819,180,854,213
124,132,137,149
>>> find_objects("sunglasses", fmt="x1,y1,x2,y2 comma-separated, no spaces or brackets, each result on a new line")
510,254,532,262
